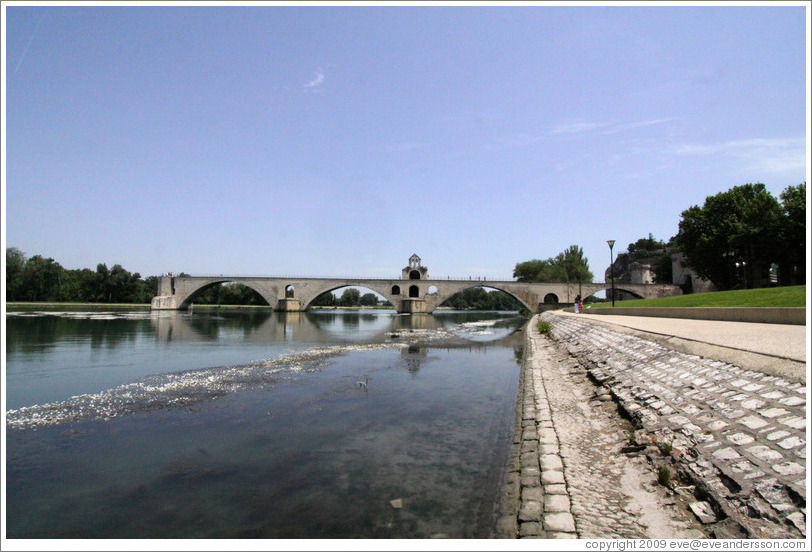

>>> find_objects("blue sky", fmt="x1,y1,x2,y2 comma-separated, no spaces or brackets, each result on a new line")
3,2,809,282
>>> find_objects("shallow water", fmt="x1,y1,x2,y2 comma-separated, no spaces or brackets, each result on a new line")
5,308,524,538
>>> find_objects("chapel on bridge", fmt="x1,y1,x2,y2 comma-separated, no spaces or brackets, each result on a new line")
402,254,429,280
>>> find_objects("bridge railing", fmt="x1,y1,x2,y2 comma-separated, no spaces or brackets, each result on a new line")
173,274,521,282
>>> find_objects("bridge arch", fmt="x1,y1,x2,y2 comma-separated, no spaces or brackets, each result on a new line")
179,280,273,309
591,286,645,300
300,283,397,311
437,284,532,313
543,293,559,304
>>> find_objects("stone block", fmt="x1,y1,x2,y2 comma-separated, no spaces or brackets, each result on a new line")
544,483,568,495
711,447,741,461
544,494,571,513
521,474,541,487
521,486,543,502
725,432,755,445
518,521,541,537
539,443,559,455
771,461,805,476
519,500,542,522
540,454,563,471
541,470,565,485
520,452,539,469
538,428,558,444
746,445,783,462
543,512,576,533
689,501,717,524
760,407,790,419
777,436,805,450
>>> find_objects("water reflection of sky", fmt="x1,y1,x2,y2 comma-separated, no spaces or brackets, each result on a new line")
5,309,525,418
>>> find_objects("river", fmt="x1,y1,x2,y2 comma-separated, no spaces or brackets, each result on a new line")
4,307,524,539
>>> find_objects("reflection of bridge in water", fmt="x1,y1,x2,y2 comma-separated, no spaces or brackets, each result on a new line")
149,310,481,344
149,310,526,376
152,254,682,314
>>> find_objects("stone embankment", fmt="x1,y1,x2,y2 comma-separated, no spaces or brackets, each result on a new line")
495,313,806,540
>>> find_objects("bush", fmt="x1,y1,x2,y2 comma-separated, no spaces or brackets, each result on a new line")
658,466,672,487
537,320,552,336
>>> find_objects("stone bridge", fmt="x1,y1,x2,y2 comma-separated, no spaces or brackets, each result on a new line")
151,276,681,314
151,255,682,314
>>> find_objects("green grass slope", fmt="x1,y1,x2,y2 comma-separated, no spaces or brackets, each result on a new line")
588,285,806,309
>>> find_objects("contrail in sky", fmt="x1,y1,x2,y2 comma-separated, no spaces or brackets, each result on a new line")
15,14,43,74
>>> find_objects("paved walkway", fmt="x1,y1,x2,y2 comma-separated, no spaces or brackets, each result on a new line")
496,313,807,540
559,311,807,382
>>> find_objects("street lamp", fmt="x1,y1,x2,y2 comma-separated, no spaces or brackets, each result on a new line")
607,240,616,307
736,260,747,289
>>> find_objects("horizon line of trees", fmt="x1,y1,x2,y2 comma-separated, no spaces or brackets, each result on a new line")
6,248,157,304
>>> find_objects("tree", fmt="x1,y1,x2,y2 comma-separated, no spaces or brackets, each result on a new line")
513,259,556,282
675,183,785,290
6,247,26,301
513,245,593,284
556,245,594,286
359,293,380,306
312,291,336,307
337,288,361,307
21,255,64,301
779,183,806,284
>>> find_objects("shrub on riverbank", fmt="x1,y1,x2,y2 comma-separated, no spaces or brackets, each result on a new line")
537,320,553,336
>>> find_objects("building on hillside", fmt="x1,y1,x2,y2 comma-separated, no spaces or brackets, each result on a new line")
669,247,717,294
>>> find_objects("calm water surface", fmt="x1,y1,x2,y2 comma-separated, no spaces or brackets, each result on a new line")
5,308,524,538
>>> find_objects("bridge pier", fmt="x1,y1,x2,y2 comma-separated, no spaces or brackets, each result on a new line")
398,299,428,314
151,295,181,310
276,299,302,312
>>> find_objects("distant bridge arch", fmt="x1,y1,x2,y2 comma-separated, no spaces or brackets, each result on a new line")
435,283,534,313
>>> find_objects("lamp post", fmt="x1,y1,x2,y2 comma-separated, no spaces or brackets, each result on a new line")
607,240,615,307
736,260,747,289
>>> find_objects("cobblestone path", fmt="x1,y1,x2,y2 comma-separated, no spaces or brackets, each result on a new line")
546,313,806,539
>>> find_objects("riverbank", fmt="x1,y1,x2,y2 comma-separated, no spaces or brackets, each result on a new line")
6,302,151,310
495,315,705,539
496,313,807,539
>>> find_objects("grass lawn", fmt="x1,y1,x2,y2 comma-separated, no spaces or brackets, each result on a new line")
586,285,806,309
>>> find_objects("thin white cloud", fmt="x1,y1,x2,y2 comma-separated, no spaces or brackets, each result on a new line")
602,117,678,135
550,122,604,135
550,118,676,136
303,70,325,90
673,137,806,176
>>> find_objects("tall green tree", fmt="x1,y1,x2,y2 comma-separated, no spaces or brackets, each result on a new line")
556,245,594,286
6,247,26,301
675,183,785,290
337,288,361,306
359,292,380,306
779,182,806,284
21,255,64,301
513,245,593,284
